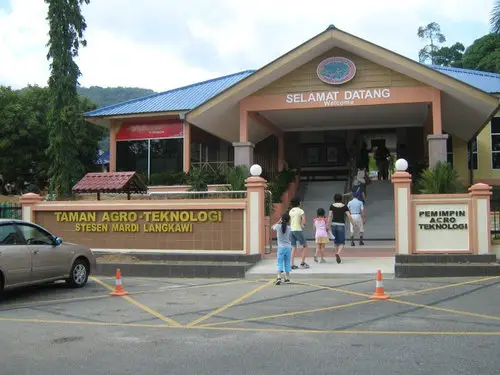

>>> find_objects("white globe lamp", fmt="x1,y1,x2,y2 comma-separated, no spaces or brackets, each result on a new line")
395,158,408,172
249,164,262,177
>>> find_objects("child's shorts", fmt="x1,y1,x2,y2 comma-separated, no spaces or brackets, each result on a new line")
315,237,329,244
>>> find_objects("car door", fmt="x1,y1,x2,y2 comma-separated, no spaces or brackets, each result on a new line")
0,223,32,286
15,223,67,282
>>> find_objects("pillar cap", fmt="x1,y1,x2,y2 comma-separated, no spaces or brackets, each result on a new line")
469,183,492,196
391,171,412,184
19,193,43,204
427,134,449,140
245,176,267,188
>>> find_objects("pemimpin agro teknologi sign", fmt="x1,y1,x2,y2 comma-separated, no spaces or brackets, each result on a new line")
414,204,471,252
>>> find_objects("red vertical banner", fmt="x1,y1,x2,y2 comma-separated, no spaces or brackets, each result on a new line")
116,121,184,141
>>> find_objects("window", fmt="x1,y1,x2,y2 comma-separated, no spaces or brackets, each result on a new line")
445,133,453,166
0,224,24,245
150,139,183,175
116,140,148,176
491,118,500,169
468,136,478,170
117,139,184,181
16,224,54,246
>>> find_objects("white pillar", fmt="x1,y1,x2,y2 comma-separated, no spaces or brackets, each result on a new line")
469,183,492,254
392,160,412,254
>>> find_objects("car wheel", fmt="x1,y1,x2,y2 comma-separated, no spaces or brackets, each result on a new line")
66,259,89,288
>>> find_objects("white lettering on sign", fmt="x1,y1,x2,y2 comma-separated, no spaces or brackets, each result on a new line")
285,88,391,107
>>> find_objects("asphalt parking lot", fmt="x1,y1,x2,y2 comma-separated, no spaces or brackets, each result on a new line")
0,275,499,375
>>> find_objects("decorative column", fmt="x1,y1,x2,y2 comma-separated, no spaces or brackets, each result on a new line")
183,121,191,173
19,193,43,222
233,142,254,167
109,120,118,172
469,183,492,254
233,107,254,167
427,88,447,168
427,134,449,168
392,159,412,255
245,164,267,255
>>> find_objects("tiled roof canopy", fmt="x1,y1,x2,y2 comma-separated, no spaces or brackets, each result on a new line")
431,65,500,94
72,172,147,198
84,70,255,117
84,66,499,118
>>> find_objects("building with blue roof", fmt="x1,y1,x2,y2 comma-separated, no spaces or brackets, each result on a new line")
85,25,500,186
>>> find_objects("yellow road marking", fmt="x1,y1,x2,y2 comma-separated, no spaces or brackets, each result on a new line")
128,279,257,296
0,280,260,313
390,299,500,321
186,279,274,327
294,281,371,298
92,277,182,327
393,276,500,297
0,316,499,336
193,325,500,336
198,299,375,328
0,294,110,311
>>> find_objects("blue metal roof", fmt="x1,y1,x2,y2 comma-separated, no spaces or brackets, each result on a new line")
430,65,500,93
85,66,499,118
84,70,255,117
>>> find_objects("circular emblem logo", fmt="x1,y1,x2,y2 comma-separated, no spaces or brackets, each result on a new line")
317,57,356,85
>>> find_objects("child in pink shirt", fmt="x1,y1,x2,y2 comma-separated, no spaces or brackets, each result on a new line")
313,208,329,263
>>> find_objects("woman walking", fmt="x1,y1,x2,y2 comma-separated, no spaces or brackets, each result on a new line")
272,212,292,285
328,193,352,264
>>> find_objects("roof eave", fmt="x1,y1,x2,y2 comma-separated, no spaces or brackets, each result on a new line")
186,27,498,122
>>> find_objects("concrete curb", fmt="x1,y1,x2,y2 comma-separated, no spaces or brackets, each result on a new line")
94,262,253,279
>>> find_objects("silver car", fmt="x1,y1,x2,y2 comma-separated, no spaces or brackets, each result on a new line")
0,219,96,294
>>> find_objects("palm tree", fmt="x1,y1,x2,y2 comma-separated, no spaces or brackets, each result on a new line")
491,0,500,34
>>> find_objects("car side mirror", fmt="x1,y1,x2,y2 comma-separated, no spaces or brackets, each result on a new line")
54,237,63,246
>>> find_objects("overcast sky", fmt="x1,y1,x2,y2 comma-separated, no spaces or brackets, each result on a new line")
0,0,494,92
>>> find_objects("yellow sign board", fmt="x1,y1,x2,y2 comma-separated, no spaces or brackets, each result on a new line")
54,210,223,233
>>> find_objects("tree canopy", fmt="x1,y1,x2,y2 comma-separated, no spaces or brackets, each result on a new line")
45,0,90,196
417,22,500,73
0,86,104,194
418,22,447,64
491,0,500,34
462,34,500,73
77,86,156,107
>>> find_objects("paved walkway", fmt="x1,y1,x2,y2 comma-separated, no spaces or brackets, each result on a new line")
249,256,395,277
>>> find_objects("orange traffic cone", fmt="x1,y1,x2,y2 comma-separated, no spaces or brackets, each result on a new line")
370,269,390,300
109,268,129,296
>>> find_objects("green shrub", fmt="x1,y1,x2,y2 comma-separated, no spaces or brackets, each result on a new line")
227,165,249,191
415,161,466,194
186,167,209,191
205,168,227,185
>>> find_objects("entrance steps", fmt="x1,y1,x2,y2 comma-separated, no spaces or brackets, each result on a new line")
299,179,395,241
395,254,500,278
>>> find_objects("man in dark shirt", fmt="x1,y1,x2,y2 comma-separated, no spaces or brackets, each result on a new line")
328,193,352,264
375,145,391,180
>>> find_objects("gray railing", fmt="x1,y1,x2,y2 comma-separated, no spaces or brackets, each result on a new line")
190,161,234,175
0,202,22,219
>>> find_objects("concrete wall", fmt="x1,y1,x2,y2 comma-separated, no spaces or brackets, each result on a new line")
452,111,500,186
